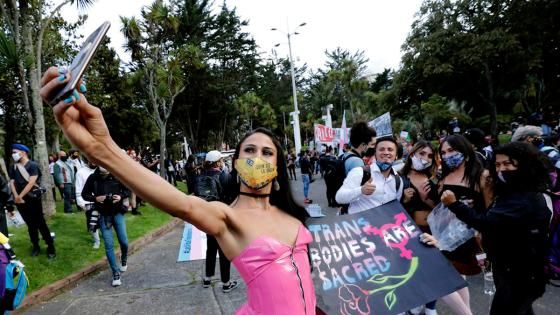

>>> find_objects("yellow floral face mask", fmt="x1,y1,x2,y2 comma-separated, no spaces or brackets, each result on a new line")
235,157,278,190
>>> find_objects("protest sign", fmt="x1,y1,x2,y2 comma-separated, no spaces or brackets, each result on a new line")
368,112,392,137
315,124,336,143
306,201,467,315
177,223,207,262
399,131,411,142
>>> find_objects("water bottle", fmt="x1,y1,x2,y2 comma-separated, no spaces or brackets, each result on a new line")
483,269,495,295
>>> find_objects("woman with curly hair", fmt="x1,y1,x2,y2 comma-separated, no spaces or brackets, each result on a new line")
440,141,552,315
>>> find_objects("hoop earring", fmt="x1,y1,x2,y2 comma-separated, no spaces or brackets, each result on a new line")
273,179,280,191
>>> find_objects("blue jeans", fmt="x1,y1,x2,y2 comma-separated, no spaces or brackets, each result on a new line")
62,183,74,213
302,174,310,198
99,213,128,275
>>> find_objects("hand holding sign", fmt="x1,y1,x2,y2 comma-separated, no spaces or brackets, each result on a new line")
361,177,376,195
420,233,439,248
441,190,457,206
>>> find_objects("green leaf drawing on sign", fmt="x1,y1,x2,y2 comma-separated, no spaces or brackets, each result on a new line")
385,290,397,310
368,273,390,284
366,257,419,310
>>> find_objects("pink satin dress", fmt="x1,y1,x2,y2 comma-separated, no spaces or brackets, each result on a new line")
232,224,316,315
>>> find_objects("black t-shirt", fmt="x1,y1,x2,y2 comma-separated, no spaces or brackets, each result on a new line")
300,157,312,175
10,160,41,194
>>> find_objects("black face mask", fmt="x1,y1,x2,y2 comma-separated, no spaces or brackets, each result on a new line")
60,156,68,162
531,138,544,148
363,147,376,158
496,170,522,193
498,170,515,183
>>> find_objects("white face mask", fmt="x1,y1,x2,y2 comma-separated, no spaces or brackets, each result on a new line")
12,152,22,162
411,155,432,171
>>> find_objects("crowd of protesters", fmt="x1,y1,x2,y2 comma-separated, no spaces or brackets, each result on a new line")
1,63,558,313
282,119,559,315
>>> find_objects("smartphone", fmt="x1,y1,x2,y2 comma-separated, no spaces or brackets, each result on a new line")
48,21,111,105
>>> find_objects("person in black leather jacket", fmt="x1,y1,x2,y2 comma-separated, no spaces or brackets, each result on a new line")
441,142,552,315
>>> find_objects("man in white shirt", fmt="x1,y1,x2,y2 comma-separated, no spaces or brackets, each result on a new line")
336,136,403,214
75,158,100,249
69,149,84,173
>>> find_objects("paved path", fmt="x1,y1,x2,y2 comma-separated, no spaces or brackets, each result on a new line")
24,169,560,314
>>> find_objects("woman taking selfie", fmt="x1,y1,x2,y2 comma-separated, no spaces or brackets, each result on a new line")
40,67,315,314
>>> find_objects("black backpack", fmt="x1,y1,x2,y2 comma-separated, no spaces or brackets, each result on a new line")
323,153,358,192
194,173,222,202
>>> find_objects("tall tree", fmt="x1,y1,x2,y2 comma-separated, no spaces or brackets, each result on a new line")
397,0,558,135
0,0,95,215
121,0,201,177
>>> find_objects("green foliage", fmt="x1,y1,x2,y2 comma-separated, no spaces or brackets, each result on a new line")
420,94,472,132
394,0,560,135
8,182,187,292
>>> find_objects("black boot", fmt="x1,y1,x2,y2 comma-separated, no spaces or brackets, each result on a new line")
47,245,56,259
31,246,40,257
131,207,142,216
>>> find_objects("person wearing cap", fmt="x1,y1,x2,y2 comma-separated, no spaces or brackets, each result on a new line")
336,136,403,214
511,125,544,146
9,143,56,258
513,125,560,171
199,150,238,293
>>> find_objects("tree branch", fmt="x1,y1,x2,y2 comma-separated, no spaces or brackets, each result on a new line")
37,0,73,78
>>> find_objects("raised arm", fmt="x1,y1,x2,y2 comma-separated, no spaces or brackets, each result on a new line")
40,66,229,236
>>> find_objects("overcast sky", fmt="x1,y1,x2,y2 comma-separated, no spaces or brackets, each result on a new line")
61,0,424,75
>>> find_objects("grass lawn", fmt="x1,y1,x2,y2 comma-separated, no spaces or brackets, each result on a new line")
7,181,187,292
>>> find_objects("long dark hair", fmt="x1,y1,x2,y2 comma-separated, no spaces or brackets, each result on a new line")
229,128,308,223
491,142,551,195
400,140,438,178
440,135,483,190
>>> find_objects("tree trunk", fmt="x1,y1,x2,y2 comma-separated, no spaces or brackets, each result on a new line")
24,33,56,216
484,63,498,137
52,132,60,153
159,122,167,179
30,75,56,216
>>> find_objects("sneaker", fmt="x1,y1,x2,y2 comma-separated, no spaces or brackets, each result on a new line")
425,309,438,315
202,278,211,288
93,242,100,250
112,274,122,287
222,280,238,293
119,262,127,272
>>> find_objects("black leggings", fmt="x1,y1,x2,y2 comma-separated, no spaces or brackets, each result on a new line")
205,235,231,283
490,267,546,315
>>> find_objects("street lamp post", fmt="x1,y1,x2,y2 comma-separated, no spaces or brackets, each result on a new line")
272,22,306,155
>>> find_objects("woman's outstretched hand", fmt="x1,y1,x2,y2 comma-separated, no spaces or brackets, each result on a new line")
40,66,113,163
